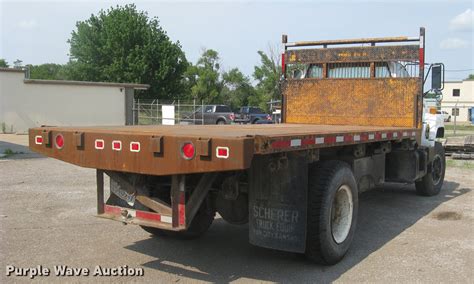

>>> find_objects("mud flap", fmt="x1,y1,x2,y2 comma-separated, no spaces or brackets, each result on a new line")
249,153,307,253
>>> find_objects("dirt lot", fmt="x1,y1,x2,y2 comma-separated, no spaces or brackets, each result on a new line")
1,134,473,283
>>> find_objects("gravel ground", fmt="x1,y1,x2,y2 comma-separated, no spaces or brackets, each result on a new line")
0,134,473,283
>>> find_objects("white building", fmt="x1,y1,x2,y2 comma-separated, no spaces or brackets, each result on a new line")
0,68,148,133
441,79,474,123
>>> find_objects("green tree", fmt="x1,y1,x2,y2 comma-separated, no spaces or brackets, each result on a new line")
0,59,8,68
13,59,23,68
221,68,256,110
28,63,69,80
185,49,222,103
253,50,282,110
68,4,188,99
467,74,474,80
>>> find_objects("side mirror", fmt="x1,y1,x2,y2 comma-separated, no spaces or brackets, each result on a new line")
431,64,443,90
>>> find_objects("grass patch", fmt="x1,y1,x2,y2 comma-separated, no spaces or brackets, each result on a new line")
446,159,474,169
445,124,474,131
444,124,474,137
445,132,474,137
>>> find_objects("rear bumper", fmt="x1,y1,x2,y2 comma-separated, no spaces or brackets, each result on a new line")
95,170,216,232
98,204,186,231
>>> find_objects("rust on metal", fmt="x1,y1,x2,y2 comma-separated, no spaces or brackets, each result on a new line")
171,174,185,228
197,138,211,157
30,124,418,174
96,170,104,214
41,130,52,146
150,136,163,154
97,209,179,231
285,45,419,64
283,78,421,128
285,36,418,47
73,132,84,148
29,125,255,176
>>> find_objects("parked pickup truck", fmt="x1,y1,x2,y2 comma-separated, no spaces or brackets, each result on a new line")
29,28,446,265
235,106,273,124
183,104,235,125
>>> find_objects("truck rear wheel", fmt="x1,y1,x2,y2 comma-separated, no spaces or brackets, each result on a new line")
415,142,445,196
305,160,358,265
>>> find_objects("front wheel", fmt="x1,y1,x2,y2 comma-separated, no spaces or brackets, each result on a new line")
415,142,445,196
305,160,358,265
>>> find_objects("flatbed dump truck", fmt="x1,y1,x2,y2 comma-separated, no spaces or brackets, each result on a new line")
29,28,446,265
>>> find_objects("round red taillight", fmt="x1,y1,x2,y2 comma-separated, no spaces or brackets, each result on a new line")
181,142,195,160
55,134,64,149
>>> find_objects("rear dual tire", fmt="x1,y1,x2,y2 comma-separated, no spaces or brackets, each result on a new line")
305,160,359,265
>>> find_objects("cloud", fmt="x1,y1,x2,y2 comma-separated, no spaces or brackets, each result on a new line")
440,38,469,49
17,19,38,30
450,8,473,31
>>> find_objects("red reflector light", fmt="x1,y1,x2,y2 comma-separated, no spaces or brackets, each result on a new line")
55,134,64,149
181,142,195,160
130,142,140,152
216,146,229,158
112,141,122,151
95,139,104,150
35,135,43,145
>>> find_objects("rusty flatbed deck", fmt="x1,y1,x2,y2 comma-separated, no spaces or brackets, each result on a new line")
29,124,419,175
46,124,411,137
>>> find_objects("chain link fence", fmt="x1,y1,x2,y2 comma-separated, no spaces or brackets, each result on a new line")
133,99,206,125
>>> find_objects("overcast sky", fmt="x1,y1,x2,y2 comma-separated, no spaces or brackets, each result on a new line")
0,0,473,80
